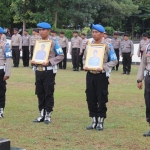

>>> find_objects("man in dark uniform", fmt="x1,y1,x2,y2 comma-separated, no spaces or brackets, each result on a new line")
0,27,11,118
31,22,64,124
11,28,22,67
137,43,150,136
22,29,30,67
84,24,117,131
120,33,134,75
70,31,82,71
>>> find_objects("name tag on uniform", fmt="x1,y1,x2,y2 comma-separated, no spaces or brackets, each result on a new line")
54,39,63,55
4,43,12,58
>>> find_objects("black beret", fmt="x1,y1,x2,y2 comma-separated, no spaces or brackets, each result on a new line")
81,33,86,36
60,31,65,34
124,33,129,37
142,33,148,37
24,29,28,32
13,28,18,31
51,30,57,33
73,30,79,34
113,32,118,35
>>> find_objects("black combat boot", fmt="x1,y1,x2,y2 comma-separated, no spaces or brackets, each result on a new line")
96,117,104,131
44,111,52,124
143,124,150,137
0,108,4,118
33,109,45,122
86,117,97,130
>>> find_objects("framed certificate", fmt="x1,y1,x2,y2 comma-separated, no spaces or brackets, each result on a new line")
84,44,106,70
32,40,52,64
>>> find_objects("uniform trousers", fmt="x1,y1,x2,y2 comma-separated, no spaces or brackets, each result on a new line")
36,69,56,112
12,46,20,67
122,52,131,73
79,49,85,69
114,49,119,70
59,47,67,69
31,45,34,59
0,69,6,109
72,48,80,69
22,46,29,67
86,72,109,118
145,75,150,123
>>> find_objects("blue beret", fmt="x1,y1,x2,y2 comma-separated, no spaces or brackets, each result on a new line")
0,27,4,34
37,22,51,29
92,24,105,33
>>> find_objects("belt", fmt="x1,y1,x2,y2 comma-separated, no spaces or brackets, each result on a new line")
36,66,53,71
89,70,105,74
0,66,4,70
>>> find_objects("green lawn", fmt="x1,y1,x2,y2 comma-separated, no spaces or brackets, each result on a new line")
0,62,149,150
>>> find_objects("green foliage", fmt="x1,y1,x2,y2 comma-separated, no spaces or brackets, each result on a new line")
105,26,114,35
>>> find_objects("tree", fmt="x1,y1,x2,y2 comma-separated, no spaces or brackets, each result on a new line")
0,0,12,28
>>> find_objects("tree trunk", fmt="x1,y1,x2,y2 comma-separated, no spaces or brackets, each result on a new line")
23,19,26,35
54,2,59,28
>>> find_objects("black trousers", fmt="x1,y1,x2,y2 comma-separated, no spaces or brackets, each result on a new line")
59,47,67,69
22,46,29,67
31,45,34,60
12,46,20,67
114,49,119,69
145,75,150,123
86,72,109,118
140,50,143,58
0,70,6,109
122,53,131,73
72,48,80,69
79,49,85,69
36,70,56,112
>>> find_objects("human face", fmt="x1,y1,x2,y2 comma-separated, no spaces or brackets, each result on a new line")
14,30,18,34
92,29,104,42
24,31,28,35
73,33,78,37
143,36,147,40
41,44,45,50
93,51,98,57
39,28,50,39
60,34,64,38
104,33,108,39
51,32,56,37
114,34,118,39
124,36,129,41
81,35,85,39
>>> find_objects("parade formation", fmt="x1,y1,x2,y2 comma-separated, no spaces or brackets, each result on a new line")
0,19,150,146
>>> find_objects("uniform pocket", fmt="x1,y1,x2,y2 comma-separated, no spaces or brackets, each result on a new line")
101,90,109,103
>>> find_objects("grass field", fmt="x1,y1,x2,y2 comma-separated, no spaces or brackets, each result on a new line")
0,62,149,150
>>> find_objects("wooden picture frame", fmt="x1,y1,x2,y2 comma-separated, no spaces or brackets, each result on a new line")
32,40,52,64
84,44,106,70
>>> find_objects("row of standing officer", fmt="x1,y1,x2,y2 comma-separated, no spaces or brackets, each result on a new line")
103,32,134,75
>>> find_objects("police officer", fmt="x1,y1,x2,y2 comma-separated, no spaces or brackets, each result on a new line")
51,30,59,40
11,28,22,67
102,32,111,44
111,32,121,71
80,33,88,70
137,33,149,58
29,29,40,60
0,32,6,42
70,31,82,71
31,22,64,124
22,29,30,67
0,27,11,118
120,33,134,75
84,24,117,131
137,43,150,136
58,32,68,69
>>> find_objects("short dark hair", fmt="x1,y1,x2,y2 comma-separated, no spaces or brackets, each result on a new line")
33,28,39,33
81,33,86,36
13,28,18,31
51,30,57,33
124,33,129,37
113,32,118,35
60,31,65,34
142,33,148,37
73,30,78,34
24,29,28,32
